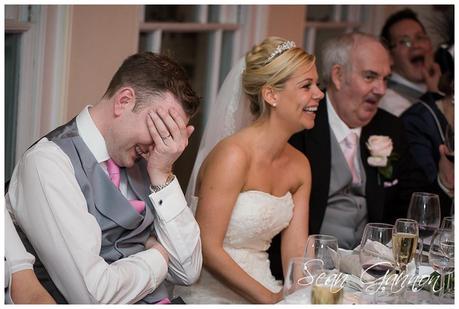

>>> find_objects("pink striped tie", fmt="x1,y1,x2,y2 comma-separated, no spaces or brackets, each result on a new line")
342,132,360,184
106,159,145,213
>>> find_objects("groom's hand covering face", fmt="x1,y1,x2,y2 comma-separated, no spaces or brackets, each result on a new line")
141,101,194,184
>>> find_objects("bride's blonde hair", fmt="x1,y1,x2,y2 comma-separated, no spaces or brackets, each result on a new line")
242,36,315,118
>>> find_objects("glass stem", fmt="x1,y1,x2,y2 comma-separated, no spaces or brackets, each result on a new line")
439,272,445,299
419,237,425,265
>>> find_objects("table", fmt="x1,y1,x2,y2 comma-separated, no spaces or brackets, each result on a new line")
280,265,454,304
281,284,453,304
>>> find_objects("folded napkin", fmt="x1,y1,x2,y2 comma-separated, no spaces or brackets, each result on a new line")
339,241,416,282
338,248,368,281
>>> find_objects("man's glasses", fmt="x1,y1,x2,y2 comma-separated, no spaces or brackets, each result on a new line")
390,34,430,49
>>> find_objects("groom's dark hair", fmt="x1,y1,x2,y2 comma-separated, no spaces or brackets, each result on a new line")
103,52,200,117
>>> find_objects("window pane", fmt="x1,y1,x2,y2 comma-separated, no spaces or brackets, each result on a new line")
144,5,199,22
208,5,239,23
341,5,349,21
219,31,234,88
306,5,335,22
138,33,151,51
306,27,347,84
208,5,220,23
161,32,209,99
5,33,20,181
160,32,210,190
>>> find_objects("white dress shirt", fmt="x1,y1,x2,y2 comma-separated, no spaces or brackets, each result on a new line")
4,207,36,304
379,72,427,117
327,96,362,179
5,106,202,304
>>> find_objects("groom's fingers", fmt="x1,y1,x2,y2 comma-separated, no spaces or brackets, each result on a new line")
186,126,195,139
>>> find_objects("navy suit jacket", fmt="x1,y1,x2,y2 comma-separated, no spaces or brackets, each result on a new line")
401,92,453,213
401,92,448,183
268,96,432,280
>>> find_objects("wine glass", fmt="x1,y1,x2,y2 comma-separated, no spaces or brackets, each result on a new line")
359,223,395,302
304,234,340,272
444,123,454,163
283,257,318,303
407,192,441,255
360,223,395,277
428,228,455,300
392,219,419,273
441,216,454,230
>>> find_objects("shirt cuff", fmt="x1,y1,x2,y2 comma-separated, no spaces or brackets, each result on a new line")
9,262,34,274
148,177,187,222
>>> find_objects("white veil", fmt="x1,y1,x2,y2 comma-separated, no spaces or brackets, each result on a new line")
185,57,254,203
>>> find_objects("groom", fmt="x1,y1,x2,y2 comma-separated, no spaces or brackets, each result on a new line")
6,52,202,303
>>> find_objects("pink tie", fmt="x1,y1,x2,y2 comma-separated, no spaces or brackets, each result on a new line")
343,132,360,184
106,159,145,213
157,298,171,304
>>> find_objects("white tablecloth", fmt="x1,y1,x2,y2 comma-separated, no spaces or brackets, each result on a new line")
279,265,453,304
280,284,453,304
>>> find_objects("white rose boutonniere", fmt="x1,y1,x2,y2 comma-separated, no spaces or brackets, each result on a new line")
366,135,397,179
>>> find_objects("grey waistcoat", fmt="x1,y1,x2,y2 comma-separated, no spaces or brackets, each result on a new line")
320,130,367,250
31,118,168,303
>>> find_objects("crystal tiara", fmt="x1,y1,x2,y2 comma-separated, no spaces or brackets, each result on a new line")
266,40,296,63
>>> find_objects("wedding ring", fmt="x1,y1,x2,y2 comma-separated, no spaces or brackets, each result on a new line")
162,134,171,140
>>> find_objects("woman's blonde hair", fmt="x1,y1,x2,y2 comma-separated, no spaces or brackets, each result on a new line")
242,37,315,118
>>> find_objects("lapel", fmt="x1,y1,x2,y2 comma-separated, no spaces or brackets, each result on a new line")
360,113,385,222
304,97,332,233
72,137,144,230
421,96,449,137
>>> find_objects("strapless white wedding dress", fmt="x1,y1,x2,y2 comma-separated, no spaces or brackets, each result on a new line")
175,190,294,304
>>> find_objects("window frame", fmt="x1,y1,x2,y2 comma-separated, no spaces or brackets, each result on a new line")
5,5,72,170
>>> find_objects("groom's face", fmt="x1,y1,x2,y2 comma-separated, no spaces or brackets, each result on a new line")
108,92,189,168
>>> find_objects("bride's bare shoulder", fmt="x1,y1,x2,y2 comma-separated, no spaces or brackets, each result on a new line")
285,144,311,172
203,134,251,169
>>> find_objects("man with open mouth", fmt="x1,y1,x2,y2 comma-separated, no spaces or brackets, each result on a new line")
379,8,441,117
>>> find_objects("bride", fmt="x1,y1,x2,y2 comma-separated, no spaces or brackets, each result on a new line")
176,37,324,303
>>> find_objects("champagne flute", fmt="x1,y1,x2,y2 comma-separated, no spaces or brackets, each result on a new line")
407,192,441,255
304,234,340,272
428,228,455,300
392,218,419,273
310,276,344,304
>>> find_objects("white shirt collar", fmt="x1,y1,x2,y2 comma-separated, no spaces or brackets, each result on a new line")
76,105,110,163
326,94,362,144
391,72,427,93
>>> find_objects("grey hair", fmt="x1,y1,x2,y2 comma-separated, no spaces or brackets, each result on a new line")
321,32,383,87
